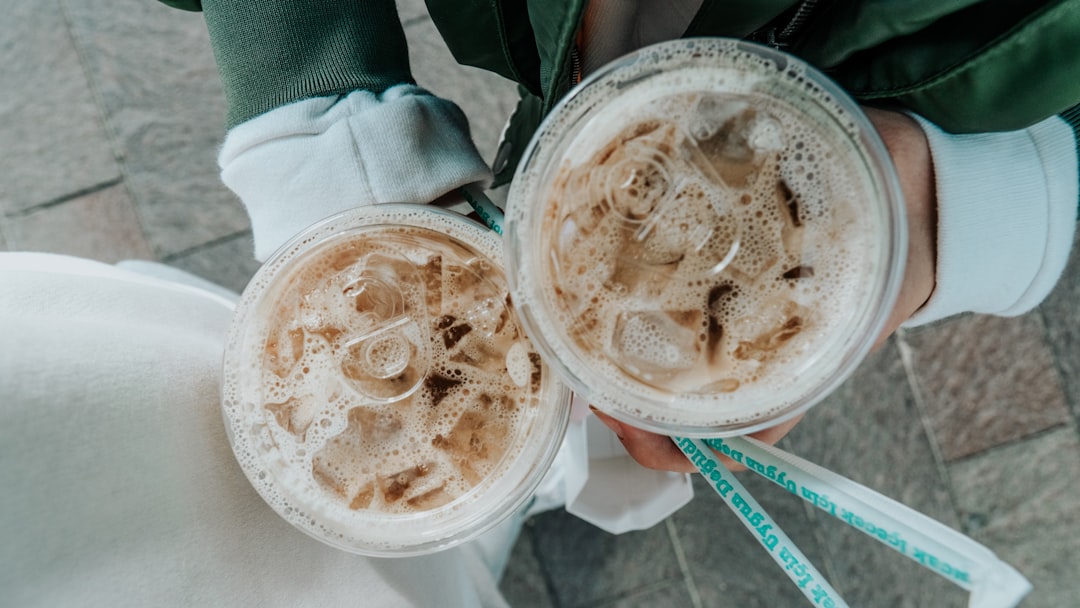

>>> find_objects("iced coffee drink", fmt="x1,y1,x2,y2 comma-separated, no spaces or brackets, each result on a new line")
505,39,905,436
222,205,570,555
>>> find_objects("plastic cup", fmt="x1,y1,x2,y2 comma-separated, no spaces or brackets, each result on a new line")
221,204,571,556
505,38,906,437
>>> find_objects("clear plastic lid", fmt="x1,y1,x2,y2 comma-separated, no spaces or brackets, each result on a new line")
222,204,570,556
505,39,906,437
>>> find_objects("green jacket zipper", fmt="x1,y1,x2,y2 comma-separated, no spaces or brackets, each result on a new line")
569,43,583,87
751,0,820,49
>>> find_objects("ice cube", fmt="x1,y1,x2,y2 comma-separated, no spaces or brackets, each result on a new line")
687,97,749,140
608,258,676,298
611,309,703,382
441,303,522,379
318,406,404,458
437,316,473,350
463,296,509,339
353,406,403,444
440,260,498,320
432,409,510,485
775,178,808,259
380,463,435,503
423,370,464,407
312,405,403,509
420,254,443,319
265,396,313,439
405,484,450,510
528,351,543,393
265,323,305,379
731,299,809,362
705,283,738,364
748,115,785,153
685,97,779,189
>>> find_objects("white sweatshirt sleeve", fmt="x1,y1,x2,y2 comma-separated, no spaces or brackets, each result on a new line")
218,84,492,261
903,114,1078,327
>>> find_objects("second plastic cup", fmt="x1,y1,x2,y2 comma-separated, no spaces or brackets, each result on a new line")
504,38,907,437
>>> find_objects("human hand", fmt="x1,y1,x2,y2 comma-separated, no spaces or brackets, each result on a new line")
594,106,938,473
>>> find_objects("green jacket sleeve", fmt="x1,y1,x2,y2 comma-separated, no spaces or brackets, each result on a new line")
157,0,201,10
200,0,414,128
801,0,1080,134
1061,104,1080,208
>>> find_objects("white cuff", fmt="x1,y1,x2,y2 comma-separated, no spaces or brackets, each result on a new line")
219,84,492,261
902,114,1078,327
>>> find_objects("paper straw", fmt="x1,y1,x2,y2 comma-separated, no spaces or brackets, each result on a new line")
674,436,849,607
710,436,1031,608
460,184,504,236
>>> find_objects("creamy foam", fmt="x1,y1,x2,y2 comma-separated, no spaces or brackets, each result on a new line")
222,207,569,554
506,39,901,432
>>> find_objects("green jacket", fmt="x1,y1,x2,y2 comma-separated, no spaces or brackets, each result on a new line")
161,0,1080,183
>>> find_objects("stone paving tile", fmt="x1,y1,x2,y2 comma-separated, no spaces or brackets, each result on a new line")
3,185,153,263
404,18,520,166
948,428,1080,608
596,580,695,608
783,340,964,606
809,512,968,608
1038,229,1080,425
499,524,556,608
62,0,248,258
672,471,827,608
1,1,121,214
166,232,260,295
899,315,1070,462
529,508,682,608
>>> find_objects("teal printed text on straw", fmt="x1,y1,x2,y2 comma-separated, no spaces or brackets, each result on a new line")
731,491,779,551
704,437,973,586
461,188,503,235
707,436,800,496
675,438,841,607
911,548,971,584
838,509,907,555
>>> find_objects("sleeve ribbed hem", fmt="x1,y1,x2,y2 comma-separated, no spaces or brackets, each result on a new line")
202,0,413,127
219,85,492,261
902,114,1078,327
1062,103,1080,194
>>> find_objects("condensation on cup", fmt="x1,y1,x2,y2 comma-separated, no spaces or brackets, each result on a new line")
505,38,907,437
221,205,571,556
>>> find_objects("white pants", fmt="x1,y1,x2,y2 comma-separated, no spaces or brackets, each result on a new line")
0,253,516,608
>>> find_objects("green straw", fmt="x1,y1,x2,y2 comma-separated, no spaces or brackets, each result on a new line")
674,436,848,607
460,184,504,236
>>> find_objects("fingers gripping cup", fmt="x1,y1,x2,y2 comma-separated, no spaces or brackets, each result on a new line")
222,205,571,556
505,39,906,437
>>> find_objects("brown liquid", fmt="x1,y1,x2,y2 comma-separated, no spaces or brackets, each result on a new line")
542,91,871,399
257,227,544,514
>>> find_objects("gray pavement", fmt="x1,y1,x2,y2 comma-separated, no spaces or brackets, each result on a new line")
3,2,1079,606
